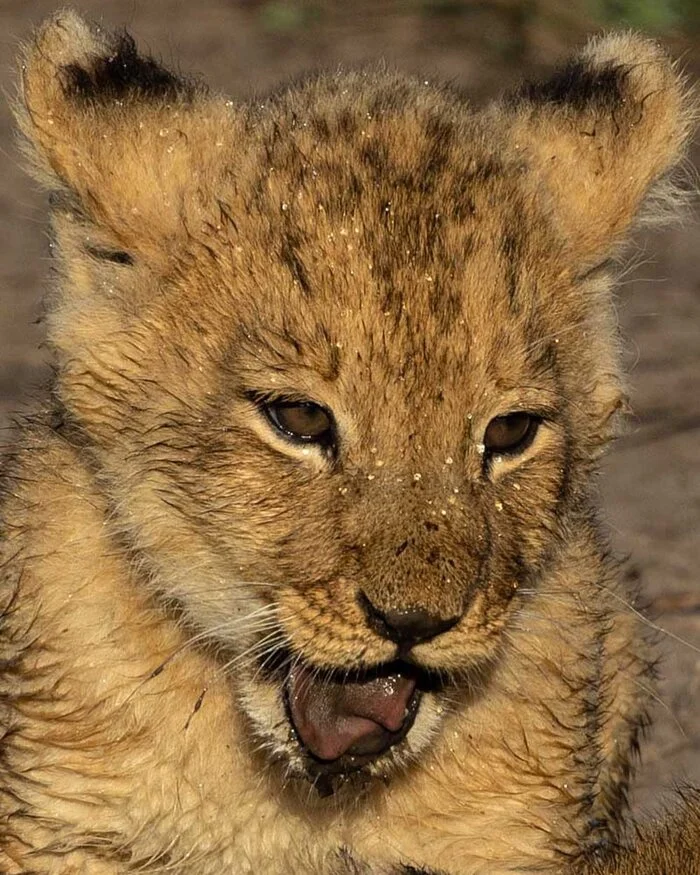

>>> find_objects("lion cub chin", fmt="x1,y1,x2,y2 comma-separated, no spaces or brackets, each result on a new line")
0,10,694,875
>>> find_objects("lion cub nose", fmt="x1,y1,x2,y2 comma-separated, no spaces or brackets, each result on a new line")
360,593,460,648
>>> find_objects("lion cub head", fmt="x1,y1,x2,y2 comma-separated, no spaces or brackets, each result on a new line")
17,13,692,783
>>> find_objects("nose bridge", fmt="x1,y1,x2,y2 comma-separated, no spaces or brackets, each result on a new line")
356,471,478,620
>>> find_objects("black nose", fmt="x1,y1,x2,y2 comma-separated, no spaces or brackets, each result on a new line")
360,593,460,648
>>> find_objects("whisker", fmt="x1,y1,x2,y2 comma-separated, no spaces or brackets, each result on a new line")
589,581,700,659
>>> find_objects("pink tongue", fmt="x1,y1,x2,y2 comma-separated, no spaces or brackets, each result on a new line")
287,664,417,762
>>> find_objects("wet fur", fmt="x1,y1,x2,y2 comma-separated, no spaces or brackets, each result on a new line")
0,11,696,874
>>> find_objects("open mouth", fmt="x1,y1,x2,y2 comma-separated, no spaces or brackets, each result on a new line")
284,658,427,776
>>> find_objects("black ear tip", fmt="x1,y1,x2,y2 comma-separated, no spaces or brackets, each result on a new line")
59,31,195,105
511,32,680,117
515,57,625,112
24,11,198,109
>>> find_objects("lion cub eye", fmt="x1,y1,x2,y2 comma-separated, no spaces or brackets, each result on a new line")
263,400,334,445
483,412,539,456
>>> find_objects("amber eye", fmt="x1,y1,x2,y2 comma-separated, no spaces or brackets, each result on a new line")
483,412,538,456
263,399,334,445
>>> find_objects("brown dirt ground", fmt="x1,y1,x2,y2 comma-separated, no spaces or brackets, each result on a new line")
0,0,698,821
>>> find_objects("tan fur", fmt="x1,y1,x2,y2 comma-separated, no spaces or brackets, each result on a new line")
580,790,700,874
0,12,696,874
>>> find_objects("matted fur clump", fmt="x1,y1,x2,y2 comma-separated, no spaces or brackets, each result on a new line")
0,10,696,874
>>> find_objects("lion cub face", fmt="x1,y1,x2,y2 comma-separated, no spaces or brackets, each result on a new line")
18,15,691,781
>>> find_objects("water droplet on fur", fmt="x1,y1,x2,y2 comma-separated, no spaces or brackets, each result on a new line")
413,473,422,481
453,487,460,494
513,483,521,491
440,509,447,517
375,459,385,468
495,500,504,512
445,456,453,465
339,487,348,495
476,443,485,455
159,128,169,137
367,474,376,481
281,202,289,211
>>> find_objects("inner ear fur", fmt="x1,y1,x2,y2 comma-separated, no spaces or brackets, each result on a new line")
16,11,230,260
498,33,696,266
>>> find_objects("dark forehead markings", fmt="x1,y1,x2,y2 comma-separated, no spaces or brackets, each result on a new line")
417,114,455,192
523,311,559,378
427,280,462,328
360,139,391,179
280,228,313,298
336,108,359,140
327,342,341,382
311,113,331,141
500,232,521,312
368,81,413,115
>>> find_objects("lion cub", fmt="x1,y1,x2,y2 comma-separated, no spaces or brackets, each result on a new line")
0,11,694,874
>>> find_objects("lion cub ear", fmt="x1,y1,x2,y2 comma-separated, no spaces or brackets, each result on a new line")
499,33,695,266
16,11,224,261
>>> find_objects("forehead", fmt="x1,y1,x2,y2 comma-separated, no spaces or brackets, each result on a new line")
198,74,565,406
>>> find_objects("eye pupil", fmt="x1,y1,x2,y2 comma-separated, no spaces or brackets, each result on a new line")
483,412,536,455
264,400,333,444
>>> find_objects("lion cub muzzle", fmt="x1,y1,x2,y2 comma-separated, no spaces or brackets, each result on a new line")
283,594,458,776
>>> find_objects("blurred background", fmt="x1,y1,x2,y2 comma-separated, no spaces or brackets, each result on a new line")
0,0,698,815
